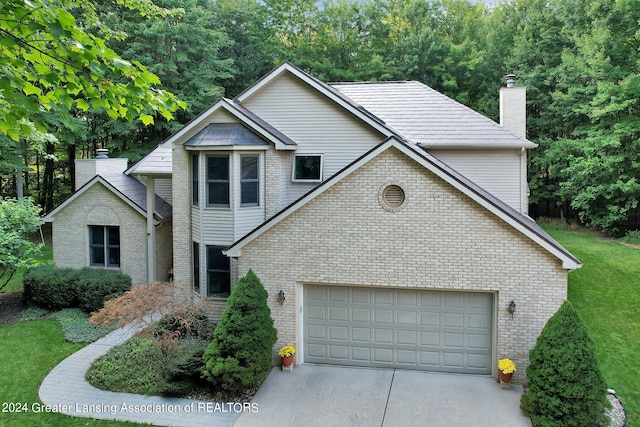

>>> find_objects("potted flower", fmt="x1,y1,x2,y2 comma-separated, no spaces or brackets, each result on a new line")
278,345,296,367
497,358,516,383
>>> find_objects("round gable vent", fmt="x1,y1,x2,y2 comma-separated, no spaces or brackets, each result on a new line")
378,184,406,212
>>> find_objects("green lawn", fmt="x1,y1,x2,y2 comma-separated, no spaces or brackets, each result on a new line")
0,320,140,427
544,226,640,426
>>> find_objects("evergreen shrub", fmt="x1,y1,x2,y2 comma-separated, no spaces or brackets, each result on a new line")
202,270,277,398
520,301,610,427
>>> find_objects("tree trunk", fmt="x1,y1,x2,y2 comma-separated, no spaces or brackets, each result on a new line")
68,143,76,192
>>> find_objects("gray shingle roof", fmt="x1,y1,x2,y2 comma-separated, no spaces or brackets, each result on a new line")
331,81,536,149
126,144,172,176
100,173,172,220
184,123,269,147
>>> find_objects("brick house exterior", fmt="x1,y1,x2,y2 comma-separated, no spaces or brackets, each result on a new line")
43,63,580,381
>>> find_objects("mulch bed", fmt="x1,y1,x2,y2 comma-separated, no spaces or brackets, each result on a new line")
0,292,25,325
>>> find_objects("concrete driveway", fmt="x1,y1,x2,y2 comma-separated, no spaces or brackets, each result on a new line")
234,365,531,427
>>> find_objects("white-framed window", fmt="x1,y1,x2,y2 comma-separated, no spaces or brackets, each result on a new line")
206,246,230,298
292,154,323,182
206,155,230,207
89,225,120,267
240,154,259,206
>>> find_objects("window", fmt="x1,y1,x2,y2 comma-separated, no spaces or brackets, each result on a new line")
89,226,120,267
240,154,259,206
293,154,323,182
206,246,230,297
193,242,200,293
192,154,199,206
207,155,229,207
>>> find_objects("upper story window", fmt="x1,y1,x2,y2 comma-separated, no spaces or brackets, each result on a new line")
207,155,230,207
240,154,259,207
293,154,323,182
192,154,199,206
89,225,120,267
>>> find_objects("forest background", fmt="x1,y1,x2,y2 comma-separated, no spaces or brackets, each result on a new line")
1,0,639,236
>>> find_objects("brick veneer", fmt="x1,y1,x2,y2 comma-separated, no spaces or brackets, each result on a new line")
235,147,567,382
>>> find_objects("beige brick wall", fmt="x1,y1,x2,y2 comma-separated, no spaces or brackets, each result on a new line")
172,144,193,297
236,147,567,382
50,184,149,286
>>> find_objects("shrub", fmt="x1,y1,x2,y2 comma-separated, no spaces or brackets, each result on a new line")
23,266,131,313
153,310,214,341
23,265,79,309
620,230,640,245
86,337,169,395
49,308,114,343
76,267,131,313
202,270,277,398
521,301,610,427
161,338,210,396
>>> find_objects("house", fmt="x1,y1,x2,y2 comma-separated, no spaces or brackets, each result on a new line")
44,63,580,382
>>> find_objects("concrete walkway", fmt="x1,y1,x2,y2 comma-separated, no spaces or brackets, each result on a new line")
235,364,532,427
39,324,241,427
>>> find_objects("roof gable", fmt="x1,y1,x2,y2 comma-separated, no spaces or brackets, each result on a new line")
43,174,171,223
224,137,579,270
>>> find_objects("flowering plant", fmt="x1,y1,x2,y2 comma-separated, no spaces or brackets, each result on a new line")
278,345,296,358
497,358,516,374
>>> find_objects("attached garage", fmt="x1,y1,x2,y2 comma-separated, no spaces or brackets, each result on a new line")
304,285,493,374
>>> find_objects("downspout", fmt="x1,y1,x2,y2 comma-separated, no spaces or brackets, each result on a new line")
146,177,157,282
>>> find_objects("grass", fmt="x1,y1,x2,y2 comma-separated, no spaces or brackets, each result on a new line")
0,320,140,427
542,225,640,426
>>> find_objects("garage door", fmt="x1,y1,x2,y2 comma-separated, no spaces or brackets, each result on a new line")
304,285,492,374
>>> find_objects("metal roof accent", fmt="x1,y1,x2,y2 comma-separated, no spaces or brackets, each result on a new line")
184,123,269,147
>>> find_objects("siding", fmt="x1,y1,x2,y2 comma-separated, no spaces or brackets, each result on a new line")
242,72,386,203
235,147,567,382
154,178,173,205
429,149,524,212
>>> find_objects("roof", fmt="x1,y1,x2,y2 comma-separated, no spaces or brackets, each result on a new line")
43,173,172,223
184,123,269,147
331,81,537,149
224,137,580,270
126,144,172,176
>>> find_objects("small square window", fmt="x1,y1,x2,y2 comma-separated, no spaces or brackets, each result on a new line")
206,155,230,207
293,154,323,182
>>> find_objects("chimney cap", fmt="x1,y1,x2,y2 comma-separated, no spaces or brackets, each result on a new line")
95,148,109,159
506,74,517,88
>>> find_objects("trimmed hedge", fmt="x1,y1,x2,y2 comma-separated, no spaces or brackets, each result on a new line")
23,265,131,313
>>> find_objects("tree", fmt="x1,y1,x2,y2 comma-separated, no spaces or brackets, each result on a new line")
202,270,277,398
0,0,186,147
521,301,609,427
0,197,43,291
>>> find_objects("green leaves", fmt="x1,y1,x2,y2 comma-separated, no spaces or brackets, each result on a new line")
0,0,186,142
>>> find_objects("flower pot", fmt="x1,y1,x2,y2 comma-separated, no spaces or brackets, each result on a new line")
281,355,294,367
499,371,513,383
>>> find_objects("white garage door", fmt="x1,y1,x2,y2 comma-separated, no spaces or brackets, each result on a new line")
304,285,493,374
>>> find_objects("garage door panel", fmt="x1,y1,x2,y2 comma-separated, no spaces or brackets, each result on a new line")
352,308,371,322
397,310,417,325
374,309,393,324
374,328,393,344
329,306,348,322
304,286,492,374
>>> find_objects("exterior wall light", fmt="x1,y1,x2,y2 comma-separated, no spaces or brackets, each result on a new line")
277,290,286,304
508,300,516,318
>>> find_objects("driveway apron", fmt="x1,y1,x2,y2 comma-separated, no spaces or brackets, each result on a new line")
234,364,531,427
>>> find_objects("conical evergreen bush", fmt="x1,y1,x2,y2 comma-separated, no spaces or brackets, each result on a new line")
202,269,277,398
521,301,609,426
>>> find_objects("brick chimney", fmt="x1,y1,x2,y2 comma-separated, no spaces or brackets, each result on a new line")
75,149,128,189
499,74,526,139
